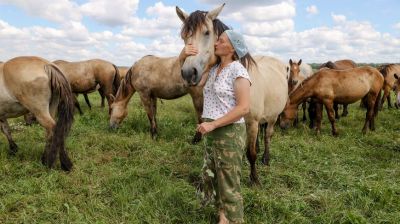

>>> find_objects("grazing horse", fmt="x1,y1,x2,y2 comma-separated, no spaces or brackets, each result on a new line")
379,64,400,109
0,56,74,170
287,59,313,124
53,59,120,114
318,59,357,118
280,66,383,136
177,5,288,184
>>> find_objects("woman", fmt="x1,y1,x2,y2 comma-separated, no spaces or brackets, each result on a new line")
181,30,256,223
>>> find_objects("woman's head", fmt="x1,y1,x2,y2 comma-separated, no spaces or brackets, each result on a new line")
215,30,256,69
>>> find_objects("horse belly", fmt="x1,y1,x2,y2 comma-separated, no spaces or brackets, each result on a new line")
71,78,97,93
335,85,370,104
0,99,28,119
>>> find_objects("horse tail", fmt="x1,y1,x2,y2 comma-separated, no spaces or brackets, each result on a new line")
44,64,75,171
112,64,121,96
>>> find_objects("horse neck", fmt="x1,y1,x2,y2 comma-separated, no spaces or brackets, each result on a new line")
289,78,315,106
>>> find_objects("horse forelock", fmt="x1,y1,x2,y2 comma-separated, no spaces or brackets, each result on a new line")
180,10,207,38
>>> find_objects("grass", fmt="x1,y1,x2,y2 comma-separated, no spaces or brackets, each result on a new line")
1,93,400,223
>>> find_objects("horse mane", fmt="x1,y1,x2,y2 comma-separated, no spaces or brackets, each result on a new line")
180,10,229,38
379,64,396,77
116,66,134,98
319,61,337,69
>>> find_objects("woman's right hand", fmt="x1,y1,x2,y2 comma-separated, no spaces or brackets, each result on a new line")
179,44,198,62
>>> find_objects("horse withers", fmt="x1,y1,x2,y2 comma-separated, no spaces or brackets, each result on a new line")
0,56,75,170
280,66,383,136
177,4,288,184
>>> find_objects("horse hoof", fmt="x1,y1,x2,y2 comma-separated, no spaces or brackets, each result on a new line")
250,175,261,186
61,162,73,172
191,132,202,144
261,157,270,166
8,143,18,156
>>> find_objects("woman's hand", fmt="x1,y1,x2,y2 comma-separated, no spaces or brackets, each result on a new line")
196,122,216,135
179,44,198,64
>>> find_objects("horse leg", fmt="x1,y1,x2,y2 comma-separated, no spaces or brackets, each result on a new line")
387,93,393,108
139,93,158,139
262,120,276,166
24,112,37,125
342,104,349,117
315,102,323,135
99,89,105,108
0,119,18,155
101,84,114,115
324,101,338,136
83,93,92,109
308,99,317,129
34,112,57,168
362,93,377,134
246,120,260,185
380,86,390,110
333,103,340,120
189,87,204,144
73,94,83,115
302,101,307,122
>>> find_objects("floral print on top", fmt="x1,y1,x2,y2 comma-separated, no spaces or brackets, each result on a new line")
202,61,251,123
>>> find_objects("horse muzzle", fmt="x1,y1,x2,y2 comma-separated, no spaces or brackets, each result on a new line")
109,121,120,130
181,67,199,86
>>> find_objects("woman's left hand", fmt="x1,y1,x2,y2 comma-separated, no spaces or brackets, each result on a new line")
196,122,216,135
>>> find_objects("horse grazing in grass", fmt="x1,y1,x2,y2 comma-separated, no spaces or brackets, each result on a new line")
53,59,120,114
280,66,383,136
176,5,288,184
0,56,74,170
318,59,357,118
379,64,400,109
287,59,313,125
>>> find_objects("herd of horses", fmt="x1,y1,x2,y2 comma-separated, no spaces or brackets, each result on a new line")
1,4,399,185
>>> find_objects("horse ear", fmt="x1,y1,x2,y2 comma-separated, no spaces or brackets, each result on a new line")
298,59,302,65
289,59,293,66
110,94,116,102
176,6,189,22
207,3,225,20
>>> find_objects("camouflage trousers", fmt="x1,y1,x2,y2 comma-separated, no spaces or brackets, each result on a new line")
200,119,246,223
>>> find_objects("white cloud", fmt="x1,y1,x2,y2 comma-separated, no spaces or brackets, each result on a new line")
0,0,81,24
332,13,346,23
80,0,139,26
394,22,400,30
306,5,318,15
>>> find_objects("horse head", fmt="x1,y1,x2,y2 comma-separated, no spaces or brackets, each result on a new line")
288,59,302,91
176,4,226,86
279,100,298,130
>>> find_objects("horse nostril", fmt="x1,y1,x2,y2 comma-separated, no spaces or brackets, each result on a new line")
191,68,198,84
181,69,184,78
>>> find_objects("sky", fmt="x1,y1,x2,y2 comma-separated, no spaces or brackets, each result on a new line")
0,0,399,66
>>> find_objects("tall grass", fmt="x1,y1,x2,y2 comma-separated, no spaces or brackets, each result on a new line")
1,93,399,223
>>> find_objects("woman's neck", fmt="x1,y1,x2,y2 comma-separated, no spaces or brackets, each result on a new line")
219,55,234,67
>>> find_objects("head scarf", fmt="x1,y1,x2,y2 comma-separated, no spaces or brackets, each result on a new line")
224,30,249,59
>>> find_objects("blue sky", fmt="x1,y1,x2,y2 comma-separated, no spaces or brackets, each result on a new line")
0,0,399,65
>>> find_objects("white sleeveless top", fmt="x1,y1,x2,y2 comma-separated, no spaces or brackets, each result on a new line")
202,61,251,123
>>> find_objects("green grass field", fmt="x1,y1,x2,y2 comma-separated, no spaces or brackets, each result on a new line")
1,93,400,223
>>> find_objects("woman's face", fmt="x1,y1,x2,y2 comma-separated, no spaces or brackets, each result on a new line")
214,32,235,57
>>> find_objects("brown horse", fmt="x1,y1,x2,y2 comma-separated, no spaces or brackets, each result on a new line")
288,59,313,125
177,5,288,184
280,66,383,136
318,59,357,118
379,64,400,109
53,59,120,114
0,56,74,170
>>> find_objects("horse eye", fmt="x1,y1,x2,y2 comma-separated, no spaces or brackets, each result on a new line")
204,30,210,36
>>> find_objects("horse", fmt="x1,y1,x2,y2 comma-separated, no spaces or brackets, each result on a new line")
0,56,74,170
379,64,400,109
177,4,288,185
317,59,357,119
287,59,313,125
53,59,120,114
280,66,383,136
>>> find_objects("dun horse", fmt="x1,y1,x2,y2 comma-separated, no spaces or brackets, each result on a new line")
0,56,74,170
280,66,383,136
54,59,120,114
379,64,400,109
318,59,357,118
177,5,288,184
287,59,313,124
